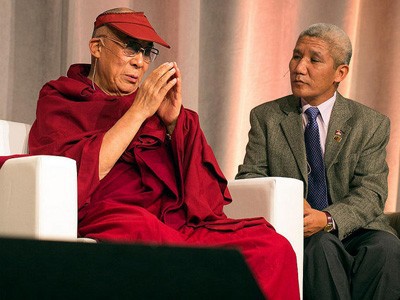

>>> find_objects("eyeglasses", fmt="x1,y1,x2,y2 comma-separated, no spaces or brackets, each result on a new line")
97,35,159,63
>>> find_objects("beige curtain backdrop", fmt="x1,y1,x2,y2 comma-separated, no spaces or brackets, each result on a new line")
1,0,399,211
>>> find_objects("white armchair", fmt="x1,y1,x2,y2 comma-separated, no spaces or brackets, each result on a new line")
226,177,304,296
0,120,78,241
0,119,304,293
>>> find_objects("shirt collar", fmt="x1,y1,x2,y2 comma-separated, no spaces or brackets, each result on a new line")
301,92,336,125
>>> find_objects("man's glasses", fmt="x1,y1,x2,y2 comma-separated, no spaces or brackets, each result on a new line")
97,35,159,63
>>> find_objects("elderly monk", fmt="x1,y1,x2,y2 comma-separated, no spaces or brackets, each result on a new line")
28,8,299,299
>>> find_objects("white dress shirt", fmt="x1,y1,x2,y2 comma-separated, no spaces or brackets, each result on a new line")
301,92,336,155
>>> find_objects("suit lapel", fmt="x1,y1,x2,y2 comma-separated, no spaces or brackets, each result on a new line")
324,93,352,171
280,96,308,182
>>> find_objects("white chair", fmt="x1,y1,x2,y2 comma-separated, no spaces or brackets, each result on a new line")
0,120,78,241
0,119,304,293
226,177,304,296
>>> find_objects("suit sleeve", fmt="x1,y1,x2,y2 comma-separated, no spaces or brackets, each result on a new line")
236,107,269,179
326,116,390,240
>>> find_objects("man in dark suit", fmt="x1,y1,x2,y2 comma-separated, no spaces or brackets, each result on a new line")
236,23,400,300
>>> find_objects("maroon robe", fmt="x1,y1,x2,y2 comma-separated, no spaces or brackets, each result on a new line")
28,64,300,299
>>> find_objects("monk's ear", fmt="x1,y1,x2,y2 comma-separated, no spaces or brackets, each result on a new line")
334,64,349,84
89,38,102,58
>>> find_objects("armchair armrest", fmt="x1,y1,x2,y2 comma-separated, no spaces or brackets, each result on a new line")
225,177,304,295
0,155,77,241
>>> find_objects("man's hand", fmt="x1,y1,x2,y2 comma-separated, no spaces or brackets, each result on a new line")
304,199,327,237
131,62,180,124
304,199,311,209
157,62,182,133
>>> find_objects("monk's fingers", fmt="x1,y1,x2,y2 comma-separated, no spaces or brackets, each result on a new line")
148,62,176,83
150,69,178,98
153,61,174,74
141,63,176,95
157,64,177,88
171,63,181,93
172,62,181,80
135,79,176,112
133,62,180,117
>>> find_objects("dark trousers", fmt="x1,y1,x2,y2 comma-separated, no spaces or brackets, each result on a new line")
303,229,400,300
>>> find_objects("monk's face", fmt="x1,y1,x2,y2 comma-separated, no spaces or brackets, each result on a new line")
95,34,151,96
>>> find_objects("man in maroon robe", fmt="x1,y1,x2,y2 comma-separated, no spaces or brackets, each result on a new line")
28,7,299,299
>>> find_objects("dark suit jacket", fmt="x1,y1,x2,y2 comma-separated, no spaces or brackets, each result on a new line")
236,93,396,240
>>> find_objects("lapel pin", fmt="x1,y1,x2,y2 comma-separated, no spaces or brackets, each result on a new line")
334,130,343,142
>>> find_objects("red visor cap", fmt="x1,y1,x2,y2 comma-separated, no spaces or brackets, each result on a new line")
94,12,170,48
